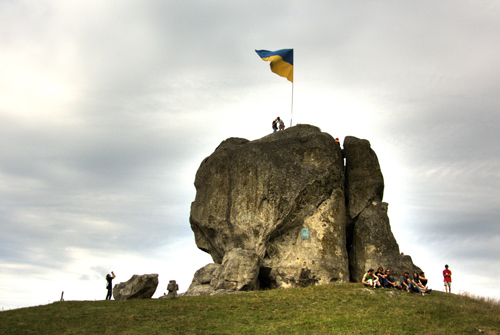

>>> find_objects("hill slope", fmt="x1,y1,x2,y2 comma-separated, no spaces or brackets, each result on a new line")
1,283,499,334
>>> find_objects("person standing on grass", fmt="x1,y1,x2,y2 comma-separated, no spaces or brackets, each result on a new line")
443,264,452,293
106,271,116,300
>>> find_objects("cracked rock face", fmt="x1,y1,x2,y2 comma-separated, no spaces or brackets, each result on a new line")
186,125,420,295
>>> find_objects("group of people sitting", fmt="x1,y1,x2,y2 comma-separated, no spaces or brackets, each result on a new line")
362,267,432,296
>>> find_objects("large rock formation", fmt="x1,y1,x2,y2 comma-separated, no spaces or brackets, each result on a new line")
113,274,159,301
186,125,420,295
342,136,421,281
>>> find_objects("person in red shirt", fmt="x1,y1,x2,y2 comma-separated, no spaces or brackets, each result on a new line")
443,264,452,293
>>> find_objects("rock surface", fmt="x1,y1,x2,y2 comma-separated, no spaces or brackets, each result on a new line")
344,136,384,220
159,280,179,299
348,201,421,281
186,124,420,295
113,274,158,301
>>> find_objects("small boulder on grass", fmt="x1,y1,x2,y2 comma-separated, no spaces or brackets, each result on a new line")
113,274,158,301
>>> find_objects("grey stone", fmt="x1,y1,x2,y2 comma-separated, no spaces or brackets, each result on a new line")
212,248,260,291
184,263,220,296
112,274,158,301
192,263,220,285
344,136,384,219
185,249,260,295
349,202,421,282
186,125,421,295
189,125,348,289
163,280,179,299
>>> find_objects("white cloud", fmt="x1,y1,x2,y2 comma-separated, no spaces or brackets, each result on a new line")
1,0,500,309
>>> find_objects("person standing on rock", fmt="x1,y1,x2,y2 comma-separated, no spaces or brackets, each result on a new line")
279,119,285,130
362,269,379,288
105,271,116,300
274,116,285,131
272,118,278,132
443,264,452,293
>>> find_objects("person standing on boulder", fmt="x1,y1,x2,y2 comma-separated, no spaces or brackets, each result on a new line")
278,117,285,131
443,264,452,293
272,118,278,132
105,271,116,300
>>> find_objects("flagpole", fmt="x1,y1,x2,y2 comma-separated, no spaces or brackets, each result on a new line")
290,81,294,127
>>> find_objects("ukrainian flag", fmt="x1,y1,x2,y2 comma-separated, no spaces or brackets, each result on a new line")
255,49,293,83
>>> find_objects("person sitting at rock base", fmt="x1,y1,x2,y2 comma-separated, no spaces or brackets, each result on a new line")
419,272,429,288
384,269,400,289
411,272,426,296
400,271,410,291
375,266,388,288
362,269,379,288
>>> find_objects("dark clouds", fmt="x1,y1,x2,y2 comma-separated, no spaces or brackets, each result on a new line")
1,1,500,309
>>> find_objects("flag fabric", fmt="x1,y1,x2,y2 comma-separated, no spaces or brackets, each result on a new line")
255,49,293,82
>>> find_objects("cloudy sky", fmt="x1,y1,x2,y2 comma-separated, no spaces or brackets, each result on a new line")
1,0,500,310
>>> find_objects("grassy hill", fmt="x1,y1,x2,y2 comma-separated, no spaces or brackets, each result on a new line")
1,283,499,334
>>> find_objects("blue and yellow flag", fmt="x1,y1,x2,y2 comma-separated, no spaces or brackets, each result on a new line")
255,49,293,82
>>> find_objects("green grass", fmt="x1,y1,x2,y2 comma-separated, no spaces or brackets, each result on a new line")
1,283,500,334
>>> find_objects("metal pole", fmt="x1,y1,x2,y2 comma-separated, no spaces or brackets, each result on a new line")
290,81,294,127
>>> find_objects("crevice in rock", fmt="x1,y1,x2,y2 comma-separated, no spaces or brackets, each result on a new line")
258,267,274,289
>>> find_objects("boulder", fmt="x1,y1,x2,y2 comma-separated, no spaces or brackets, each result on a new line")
344,136,384,219
187,125,421,294
159,280,179,299
349,201,421,281
185,249,260,295
211,248,260,291
113,274,158,301
190,125,348,289
184,263,220,296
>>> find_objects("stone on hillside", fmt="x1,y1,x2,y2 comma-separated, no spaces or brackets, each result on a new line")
113,274,158,301
184,263,220,296
211,248,260,291
349,202,421,281
189,125,349,289
158,280,179,299
343,136,384,220
185,249,260,295
187,125,421,294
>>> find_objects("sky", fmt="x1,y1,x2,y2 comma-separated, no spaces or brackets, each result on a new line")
1,0,500,310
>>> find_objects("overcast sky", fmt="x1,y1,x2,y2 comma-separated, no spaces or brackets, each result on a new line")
2,0,500,310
